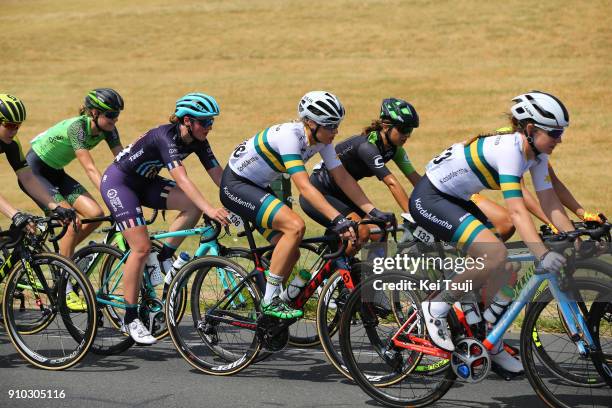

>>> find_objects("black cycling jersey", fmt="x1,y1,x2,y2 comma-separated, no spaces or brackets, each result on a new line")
1,138,28,173
113,123,219,178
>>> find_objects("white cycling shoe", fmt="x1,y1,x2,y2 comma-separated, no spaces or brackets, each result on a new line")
123,318,157,345
421,301,455,351
491,347,524,373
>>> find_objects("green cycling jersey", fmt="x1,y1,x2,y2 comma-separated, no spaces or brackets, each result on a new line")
31,115,121,169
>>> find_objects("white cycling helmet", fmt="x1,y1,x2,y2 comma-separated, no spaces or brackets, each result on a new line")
510,90,569,131
298,91,345,126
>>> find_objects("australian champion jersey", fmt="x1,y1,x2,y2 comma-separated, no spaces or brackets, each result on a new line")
425,132,552,200
228,122,342,188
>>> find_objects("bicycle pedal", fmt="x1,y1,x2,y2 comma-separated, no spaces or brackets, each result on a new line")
491,362,524,381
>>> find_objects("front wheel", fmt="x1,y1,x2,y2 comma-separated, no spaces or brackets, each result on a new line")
3,252,97,370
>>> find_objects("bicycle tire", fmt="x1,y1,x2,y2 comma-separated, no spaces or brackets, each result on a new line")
3,252,97,370
167,256,262,376
521,278,612,408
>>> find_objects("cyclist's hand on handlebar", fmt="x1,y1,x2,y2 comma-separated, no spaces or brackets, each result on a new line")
11,211,36,234
538,250,566,273
368,208,396,226
330,215,357,242
206,207,230,226
582,211,604,224
51,206,76,225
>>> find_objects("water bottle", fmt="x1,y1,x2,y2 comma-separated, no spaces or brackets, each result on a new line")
280,269,311,303
164,252,191,285
145,252,164,287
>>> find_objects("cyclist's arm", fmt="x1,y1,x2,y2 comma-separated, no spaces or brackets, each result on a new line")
536,188,574,233
521,179,551,224
328,165,375,214
549,166,584,219
506,196,548,258
291,171,342,221
392,147,420,187
382,173,410,212
75,149,103,190
16,169,60,210
110,144,124,157
207,166,223,188
0,193,18,219
168,165,217,215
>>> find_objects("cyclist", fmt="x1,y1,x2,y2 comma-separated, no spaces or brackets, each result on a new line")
0,94,74,233
221,91,392,319
410,91,574,373
100,92,228,344
299,98,414,250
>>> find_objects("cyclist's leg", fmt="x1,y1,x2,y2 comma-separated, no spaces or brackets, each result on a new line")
100,165,156,344
64,190,105,256
471,193,515,242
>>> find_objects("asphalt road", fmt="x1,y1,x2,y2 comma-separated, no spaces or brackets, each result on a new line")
0,332,570,408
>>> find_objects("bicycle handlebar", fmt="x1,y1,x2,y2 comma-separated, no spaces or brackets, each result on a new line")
199,215,223,244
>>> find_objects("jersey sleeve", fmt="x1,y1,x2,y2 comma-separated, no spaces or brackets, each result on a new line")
195,140,220,170
495,138,525,199
67,120,89,150
4,139,29,173
157,132,183,171
319,143,342,170
530,155,553,191
357,142,391,180
276,132,306,175
392,146,416,178
105,128,122,149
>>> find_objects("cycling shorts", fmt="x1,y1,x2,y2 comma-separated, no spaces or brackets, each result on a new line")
219,167,284,242
23,149,87,209
100,164,176,231
299,168,364,228
408,175,493,252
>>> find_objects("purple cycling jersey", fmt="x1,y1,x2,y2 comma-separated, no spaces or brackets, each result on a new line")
113,123,219,177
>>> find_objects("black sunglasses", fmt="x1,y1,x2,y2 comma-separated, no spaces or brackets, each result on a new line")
103,111,120,119
534,124,564,139
394,125,414,135
321,123,339,130
192,117,214,128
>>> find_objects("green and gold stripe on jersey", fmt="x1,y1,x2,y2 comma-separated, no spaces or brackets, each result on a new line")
464,138,500,190
253,128,306,175
499,174,522,199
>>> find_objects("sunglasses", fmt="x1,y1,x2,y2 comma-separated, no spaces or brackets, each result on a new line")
394,125,414,135
1,122,21,130
103,111,121,119
534,124,564,139
192,117,214,128
321,123,339,130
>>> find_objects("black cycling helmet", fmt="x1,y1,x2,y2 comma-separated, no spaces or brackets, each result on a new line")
84,88,124,112
380,98,419,130
0,94,26,123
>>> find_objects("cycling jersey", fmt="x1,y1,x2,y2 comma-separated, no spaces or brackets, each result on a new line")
228,122,341,188
425,132,552,201
317,131,415,181
100,123,219,230
31,116,121,169
0,138,28,173
113,123,219,177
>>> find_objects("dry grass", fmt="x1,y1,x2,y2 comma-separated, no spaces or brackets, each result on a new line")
2,0,611,236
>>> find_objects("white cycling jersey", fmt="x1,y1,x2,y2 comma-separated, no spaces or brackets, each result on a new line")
425,132,552,200
228,122,342,188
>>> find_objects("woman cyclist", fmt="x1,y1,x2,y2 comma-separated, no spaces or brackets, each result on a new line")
299,98,416,248
0,94,74,235
410,91,574,373
100,92,228,344
221,91,393,319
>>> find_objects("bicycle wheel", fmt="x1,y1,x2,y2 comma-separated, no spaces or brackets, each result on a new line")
3,252,97,370
588,295,612,386
521,278,612,408
339,272,455,407
166,256,262,375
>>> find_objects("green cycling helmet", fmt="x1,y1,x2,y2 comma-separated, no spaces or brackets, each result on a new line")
380,98,419,129
0,94,26,123
85,88,124,112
